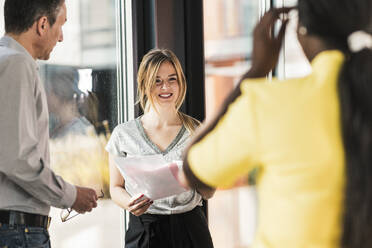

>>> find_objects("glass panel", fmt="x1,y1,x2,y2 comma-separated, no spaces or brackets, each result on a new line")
0,0,122,247
204,0,259,120
203,1,259,247
275,0,312,79
0,0,3,34
45,1,120,247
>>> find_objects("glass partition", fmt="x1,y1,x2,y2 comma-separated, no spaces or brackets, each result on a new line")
204,0,259,120
275,0,311,79
203,1,259,247
42,0,121,247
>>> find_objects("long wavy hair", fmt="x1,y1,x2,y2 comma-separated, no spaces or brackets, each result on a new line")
298,0,372,246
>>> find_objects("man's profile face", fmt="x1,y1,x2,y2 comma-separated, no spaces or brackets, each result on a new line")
39,3,67,60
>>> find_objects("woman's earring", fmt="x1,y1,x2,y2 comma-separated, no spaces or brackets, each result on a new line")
299,26,307,35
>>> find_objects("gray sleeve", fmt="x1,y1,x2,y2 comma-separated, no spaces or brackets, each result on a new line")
0,55,76,209
105,127,123,156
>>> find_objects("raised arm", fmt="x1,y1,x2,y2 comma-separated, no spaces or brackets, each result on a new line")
181,8,291,192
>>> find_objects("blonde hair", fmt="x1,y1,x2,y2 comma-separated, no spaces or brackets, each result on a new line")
137,48,199,133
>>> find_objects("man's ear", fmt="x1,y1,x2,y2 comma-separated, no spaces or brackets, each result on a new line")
36,16,48,36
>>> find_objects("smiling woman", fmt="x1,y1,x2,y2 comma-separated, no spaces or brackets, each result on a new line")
153,61,180,104
136,49,199,134
137,50,185,113
106,48,215,248
151,61,180,107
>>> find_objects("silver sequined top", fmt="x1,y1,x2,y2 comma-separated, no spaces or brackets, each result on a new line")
105,116,202,214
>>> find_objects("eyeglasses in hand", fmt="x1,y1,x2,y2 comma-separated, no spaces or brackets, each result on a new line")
60,189,104,222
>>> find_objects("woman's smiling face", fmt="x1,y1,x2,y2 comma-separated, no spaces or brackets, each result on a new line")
151,61,180,108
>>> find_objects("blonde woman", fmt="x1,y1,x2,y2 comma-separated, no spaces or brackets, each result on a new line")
106,49,214,248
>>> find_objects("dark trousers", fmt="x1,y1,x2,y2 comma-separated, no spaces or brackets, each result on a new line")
125,206,214,248
0,224,51,248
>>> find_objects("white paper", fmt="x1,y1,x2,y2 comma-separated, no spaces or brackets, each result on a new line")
113,154,187,200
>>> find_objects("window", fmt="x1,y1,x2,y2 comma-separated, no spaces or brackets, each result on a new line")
203,1,259,247
42,0,121,247
204,0,259,120
275,0,311,79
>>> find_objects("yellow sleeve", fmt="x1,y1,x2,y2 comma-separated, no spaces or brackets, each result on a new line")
188,83,259,188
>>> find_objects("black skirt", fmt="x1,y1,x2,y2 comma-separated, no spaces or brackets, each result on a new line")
125,206,214,248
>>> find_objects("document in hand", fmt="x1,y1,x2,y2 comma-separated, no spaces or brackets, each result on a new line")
113,155,188,200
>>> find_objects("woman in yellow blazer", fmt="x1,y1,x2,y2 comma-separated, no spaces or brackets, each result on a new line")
180,0,372,247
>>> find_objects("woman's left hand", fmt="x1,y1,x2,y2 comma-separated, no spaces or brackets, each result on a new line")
127,194,153,216
249,7,292,77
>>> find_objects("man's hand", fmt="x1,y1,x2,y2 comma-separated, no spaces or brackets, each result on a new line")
71,186,98,213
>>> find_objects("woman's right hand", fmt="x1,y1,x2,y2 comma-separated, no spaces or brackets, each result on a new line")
127,194,153,216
